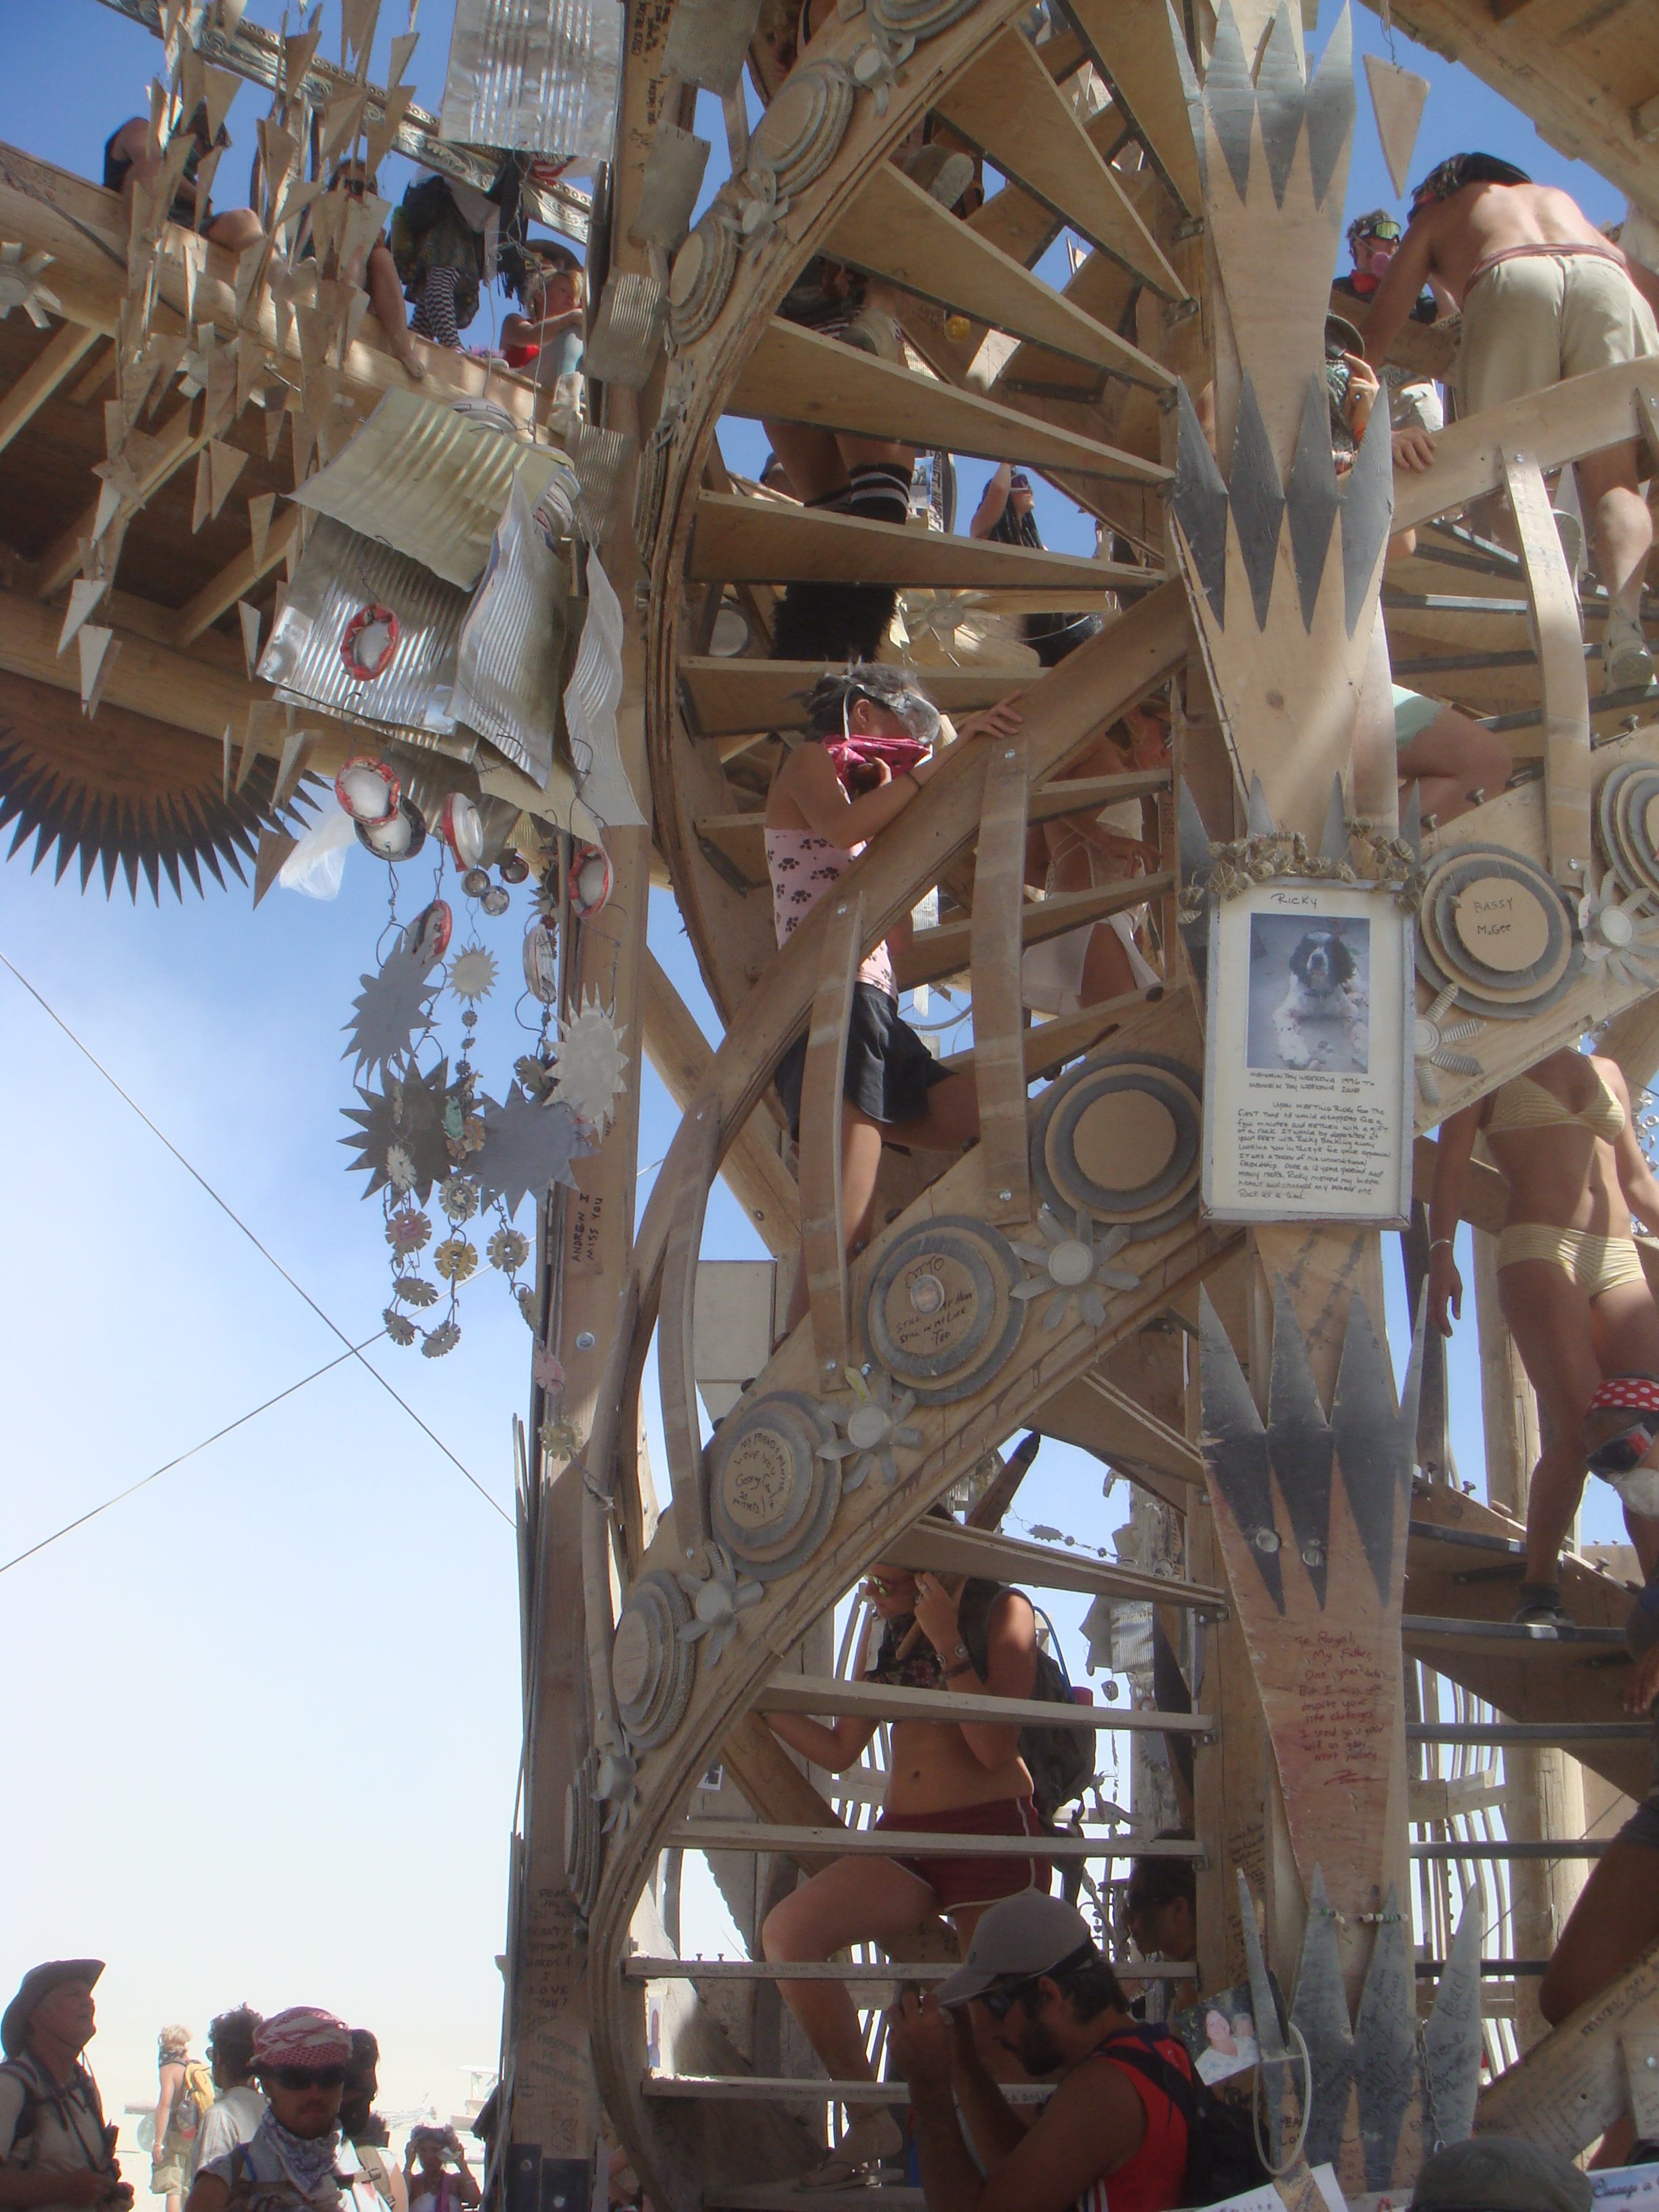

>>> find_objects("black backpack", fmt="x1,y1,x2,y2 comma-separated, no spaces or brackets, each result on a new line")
958,1579,1097,1824
0,2057,114,2174
1092,2024,1269,2207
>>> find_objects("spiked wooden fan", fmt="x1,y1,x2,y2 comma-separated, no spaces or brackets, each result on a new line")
0,674,316,902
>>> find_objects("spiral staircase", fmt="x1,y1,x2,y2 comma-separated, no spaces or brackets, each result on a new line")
540,0,1659,2197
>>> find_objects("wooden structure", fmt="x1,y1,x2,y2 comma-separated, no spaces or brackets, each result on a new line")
8,0,1659,2205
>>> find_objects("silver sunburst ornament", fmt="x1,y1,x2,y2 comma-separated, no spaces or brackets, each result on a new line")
0,243,62,328
592,1735,639,1833
1580,874,1659,990
818,1368,923,1490
1414,984,1486,1107
1011,1208,1142,1330
677,1544,764,1667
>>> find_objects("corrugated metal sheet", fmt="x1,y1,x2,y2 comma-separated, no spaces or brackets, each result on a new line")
259,516,467,735
453,473,577,786
565,546,645,829
291,389,579,590
439,0,623,164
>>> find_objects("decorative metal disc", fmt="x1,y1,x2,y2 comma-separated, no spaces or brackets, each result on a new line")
668,205,740,345
869,0,981,36
707,1391,842,1579
864,1215,1025,1404
1415,845,1580,1019
611,1571,695,1748
745,62,856,199
1598,764,1659,899
1030,1053,1202,1240
564,1767,602,1916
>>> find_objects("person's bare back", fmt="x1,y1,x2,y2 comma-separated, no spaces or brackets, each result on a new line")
1417,180,1617,305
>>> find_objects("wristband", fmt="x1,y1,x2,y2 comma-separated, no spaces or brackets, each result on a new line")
1429,1238,1454,1255
943,1660,976,1679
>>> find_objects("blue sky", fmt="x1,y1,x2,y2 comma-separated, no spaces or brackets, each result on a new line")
0,0,1631,2147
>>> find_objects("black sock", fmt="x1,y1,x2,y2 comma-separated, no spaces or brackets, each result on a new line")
845,460,913,528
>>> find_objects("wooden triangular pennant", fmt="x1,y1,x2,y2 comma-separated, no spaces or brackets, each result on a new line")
339,192,390,272
77,625,120,717
264,401,288,462
208,436,249,518
232,235,269,321
238,598,264,674
321,87,369,159
272,724,314,810
190,141,224,229
253,826,298,907
202,63,241,143
388,29,418,83
222,718,234,800
192,444,213,531
247,489,276,567
92,478,125,541
340,0,381,70
257,117,300,195
1362,53,1429,199
58,577,109,656
363,83,414,171
282,26,323,98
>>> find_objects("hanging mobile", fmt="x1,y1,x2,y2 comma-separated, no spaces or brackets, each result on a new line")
570,842,613,918
358,798,428,861
341,603,401,682
335,754,401,825
440,792,485,870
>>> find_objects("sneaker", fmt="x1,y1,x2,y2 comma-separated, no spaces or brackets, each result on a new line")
901,144,976,210
1513,1583,1573,1632
1603,610,1656,695
1551,508,1584,578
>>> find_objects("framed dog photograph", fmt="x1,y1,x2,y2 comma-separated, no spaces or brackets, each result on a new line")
1202,879,1413,1225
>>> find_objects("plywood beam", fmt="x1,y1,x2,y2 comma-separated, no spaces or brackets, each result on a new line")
678,656,1032,739
173,506,302,646
0,319,100,457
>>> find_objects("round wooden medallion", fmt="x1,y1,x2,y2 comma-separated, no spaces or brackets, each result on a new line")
865,1216,1025,1404
1598,765,1659,898
1416,846,1580,1019
564,1768,602,1915
708,1391,841,1580
1450,876,1551,972
611,1571,694,1748
746,62,857,199
1031,1053,1202,1237
668,207,739,345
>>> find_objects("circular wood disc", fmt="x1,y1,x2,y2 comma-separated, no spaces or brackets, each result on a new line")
1599,764,1659,897
1031,1053,1202,1237
668,208,739,346
1416,846,1580,1019
708,1391,841,1579
870,0,982,37
1449,874,1552,972
564,1769,602,1914
747,63,856,200
865,1216,1025,1404
612,1571,694,1748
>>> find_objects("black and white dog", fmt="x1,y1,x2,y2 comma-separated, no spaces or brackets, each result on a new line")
1273,928,1369,1069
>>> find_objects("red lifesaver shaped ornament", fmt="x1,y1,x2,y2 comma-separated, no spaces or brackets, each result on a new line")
341,605,400,682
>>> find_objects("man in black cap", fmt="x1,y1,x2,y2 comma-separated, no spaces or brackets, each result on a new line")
886,1893,1195,2212
0,1963,131,2212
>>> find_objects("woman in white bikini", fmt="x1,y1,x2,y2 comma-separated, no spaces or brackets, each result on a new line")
1429,1046,1659,1624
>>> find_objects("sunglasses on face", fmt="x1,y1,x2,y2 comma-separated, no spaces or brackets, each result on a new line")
270,2066,345,2091
978,1974,1042,2023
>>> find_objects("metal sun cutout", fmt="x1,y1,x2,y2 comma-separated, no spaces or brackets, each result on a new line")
344,945,438,1078
1413,984,1486,1107
818,1366,923,1490
552,996,630,1129
0,243,62,328
1011,1208,1142,1330
676,1543,764,1667
1579,874,1659,991
447,943,499,1004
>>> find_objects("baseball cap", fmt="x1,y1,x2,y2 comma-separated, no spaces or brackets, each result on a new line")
1410,2138,1592,2212
934,1893,1094,2007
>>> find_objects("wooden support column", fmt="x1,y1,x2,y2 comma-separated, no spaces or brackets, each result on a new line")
1472,1229,1587,2050
1501,450,1591,890
970,732,1033,1225
798,893,863,1377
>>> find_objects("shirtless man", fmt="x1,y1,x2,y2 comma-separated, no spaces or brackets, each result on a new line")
1363,154,1659,695
760,1561,1045,2182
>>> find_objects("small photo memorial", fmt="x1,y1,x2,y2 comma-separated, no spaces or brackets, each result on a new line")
1245,914,1372,1076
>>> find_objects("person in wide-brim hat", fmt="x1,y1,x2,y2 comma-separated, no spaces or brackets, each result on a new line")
1,1960,103,2058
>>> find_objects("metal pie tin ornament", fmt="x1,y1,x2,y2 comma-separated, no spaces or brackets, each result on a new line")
356,796,428,862
401,897,453,967
571,842,613,918
499,851,530,885
705,1391,842,1578
864,1214,1025,1404
523,916,560,1002
335,754,401,825
1029,1052,1202,1237
340,603,401,682
1414,844,1580,1019
440,791,485,869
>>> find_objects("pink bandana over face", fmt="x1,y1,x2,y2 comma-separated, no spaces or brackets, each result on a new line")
823,731,930,790
253,2008,352,2070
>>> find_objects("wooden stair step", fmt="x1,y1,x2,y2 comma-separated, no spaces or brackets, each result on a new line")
693,769,1170,847
757,1674,1211,1734
623,1955,1192,1980
728,322,1169,483
897,873,1173,992
884,1516,1223,1609
1054,0,1202,215
823,163,1172,390
669,1820,1203,1860
1410,1839,1612,1860
644,2076,1048,2103
1403,1612,1626,1647
678,657,1030,739
935,25,1187,300
1410,1721,1649,1745
687,493,1157,594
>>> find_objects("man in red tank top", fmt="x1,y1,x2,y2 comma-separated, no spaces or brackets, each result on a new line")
888,1894,1193,2212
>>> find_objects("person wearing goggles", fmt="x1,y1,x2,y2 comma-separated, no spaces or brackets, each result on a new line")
188,2012,383,2212
1363,155,1659,694
765,663,1021,1334
1426,1049,1659,1629
885,1893,1197,2212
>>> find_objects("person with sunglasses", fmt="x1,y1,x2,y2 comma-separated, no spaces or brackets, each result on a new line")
758,1551,1046,2182
765,664,1021,1333
186,2011,382,2212
886,1893,1195,2212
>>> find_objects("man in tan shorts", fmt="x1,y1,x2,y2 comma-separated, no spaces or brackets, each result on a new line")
1364,153,1659,695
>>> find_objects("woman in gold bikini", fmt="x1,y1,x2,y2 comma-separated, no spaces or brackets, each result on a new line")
1429,1047,1659,1625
